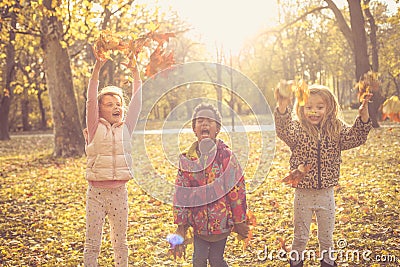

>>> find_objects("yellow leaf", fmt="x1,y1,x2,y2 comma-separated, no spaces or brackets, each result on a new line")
60,40,68,49
28,46,34,55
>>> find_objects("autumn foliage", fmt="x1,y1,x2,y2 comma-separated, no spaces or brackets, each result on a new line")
281,163,311,188
275,79,309,107
236,210,258,251
93,29,175,77
295,79,309,107
276,80,295,98
356,71,380,102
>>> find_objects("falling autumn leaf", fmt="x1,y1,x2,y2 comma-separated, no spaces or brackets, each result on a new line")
145,43,175,77
277,236,290,252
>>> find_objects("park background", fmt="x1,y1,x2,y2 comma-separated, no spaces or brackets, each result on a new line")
1,0,400,266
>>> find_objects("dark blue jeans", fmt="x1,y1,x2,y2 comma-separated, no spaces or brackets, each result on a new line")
192,235,229,267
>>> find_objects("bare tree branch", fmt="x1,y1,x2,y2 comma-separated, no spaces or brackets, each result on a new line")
324,0,354,51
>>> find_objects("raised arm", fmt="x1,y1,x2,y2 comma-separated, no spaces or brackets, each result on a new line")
359,93,372,123
86,59,107,144
273,88,299,148
340,93,373,150
275,87,291,115
125,65,142,134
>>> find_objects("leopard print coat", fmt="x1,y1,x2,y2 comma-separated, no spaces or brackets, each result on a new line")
274,108,372,189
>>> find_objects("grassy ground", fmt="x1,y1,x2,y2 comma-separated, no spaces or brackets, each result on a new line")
1,113,399,266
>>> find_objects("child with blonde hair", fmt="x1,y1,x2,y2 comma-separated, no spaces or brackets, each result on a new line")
274,85,372,267
83,56,141,266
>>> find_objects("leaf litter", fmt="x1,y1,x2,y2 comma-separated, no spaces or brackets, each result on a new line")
0,125,399,266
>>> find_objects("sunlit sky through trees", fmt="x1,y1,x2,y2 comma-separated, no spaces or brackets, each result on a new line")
138,0,399,56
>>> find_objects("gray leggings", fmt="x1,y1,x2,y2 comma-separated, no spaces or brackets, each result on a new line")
291,187,335,263
193,235,229,267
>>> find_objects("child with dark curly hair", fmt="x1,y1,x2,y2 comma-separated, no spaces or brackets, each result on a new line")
173,103,249,267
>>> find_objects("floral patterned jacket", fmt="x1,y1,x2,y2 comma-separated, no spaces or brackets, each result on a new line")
274,108,372,189
173,139,247,236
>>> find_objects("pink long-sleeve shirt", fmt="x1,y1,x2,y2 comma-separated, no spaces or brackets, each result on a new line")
85,78,142,188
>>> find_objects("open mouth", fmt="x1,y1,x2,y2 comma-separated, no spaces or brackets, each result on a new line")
308,115,320,122
201,129,210,136
112,111,121,118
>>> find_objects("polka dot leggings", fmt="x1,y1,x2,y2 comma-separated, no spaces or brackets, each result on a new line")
291,187,335,265
84,185,128,267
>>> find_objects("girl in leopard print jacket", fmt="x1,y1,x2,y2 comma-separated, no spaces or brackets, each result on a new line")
274,85,373,267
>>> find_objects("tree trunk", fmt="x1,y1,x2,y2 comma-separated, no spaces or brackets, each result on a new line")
37,90,47,130
326,0,370,79
347,0,371,80
327,0,380,126
325,0,354,51
0,8,16,140
21,97,31,131
40,0,84,157
363,0,379,72
0,90,11,140
390,73,400,97
349,0,381,127
369,92,385,128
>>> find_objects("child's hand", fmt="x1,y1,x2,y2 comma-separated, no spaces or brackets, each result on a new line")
234,222,250,239
91,45,108,64
166,233,186,260
275,88,291,114
131,58,140,78
90,45,108,80
167,225,189,260
359,93,372,123
94,59,107,71
171,243,186,260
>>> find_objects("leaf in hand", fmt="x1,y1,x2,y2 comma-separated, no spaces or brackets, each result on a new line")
93,28,176,81
357,71,380,102
281,163,311,187
93,30,128,60
277,80,294,98
236,210,257,251
295,79,309,107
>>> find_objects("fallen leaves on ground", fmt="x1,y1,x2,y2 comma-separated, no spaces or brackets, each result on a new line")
1,121,399,266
